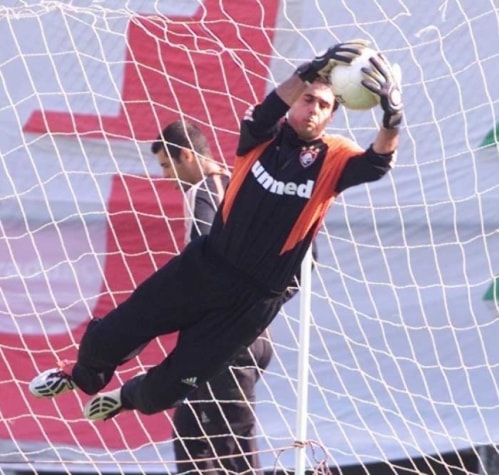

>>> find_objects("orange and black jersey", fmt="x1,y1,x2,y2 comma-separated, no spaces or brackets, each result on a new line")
207,90,394,293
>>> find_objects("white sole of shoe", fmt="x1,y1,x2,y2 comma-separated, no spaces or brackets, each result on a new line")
29,368,74,398
84,389,123,420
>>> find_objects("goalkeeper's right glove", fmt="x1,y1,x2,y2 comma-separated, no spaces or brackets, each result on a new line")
296,39,370,84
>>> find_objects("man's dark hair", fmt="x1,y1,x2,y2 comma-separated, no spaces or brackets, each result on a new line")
151,120,212,162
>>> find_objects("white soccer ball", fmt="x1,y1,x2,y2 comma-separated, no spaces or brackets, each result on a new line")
329,47,380,111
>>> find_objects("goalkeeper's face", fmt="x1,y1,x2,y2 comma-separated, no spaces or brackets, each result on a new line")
287,82,335,141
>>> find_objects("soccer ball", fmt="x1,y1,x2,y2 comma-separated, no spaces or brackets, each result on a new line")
329,47,380,111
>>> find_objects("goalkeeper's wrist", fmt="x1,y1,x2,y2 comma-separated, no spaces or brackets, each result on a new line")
382,110,403,130
295,62,319,84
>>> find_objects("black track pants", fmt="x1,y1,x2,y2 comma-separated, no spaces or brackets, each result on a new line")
72,236,284,414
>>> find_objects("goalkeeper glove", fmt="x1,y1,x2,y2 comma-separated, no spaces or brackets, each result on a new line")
361,53,403,129
297,39,370,84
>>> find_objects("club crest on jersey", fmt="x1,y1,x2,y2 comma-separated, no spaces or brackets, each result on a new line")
299,146,320,168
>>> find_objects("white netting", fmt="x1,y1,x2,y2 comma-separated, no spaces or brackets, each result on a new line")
1,1,499,474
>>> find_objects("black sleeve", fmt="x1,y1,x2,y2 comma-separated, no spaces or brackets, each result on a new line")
236,90,290,156
335,144,394,193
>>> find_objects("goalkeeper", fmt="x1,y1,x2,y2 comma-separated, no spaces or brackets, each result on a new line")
29,40,403,421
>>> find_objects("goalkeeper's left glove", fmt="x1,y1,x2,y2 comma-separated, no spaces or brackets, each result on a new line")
361,53,403,129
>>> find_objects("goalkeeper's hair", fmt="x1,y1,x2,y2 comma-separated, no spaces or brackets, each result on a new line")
151,120,212,162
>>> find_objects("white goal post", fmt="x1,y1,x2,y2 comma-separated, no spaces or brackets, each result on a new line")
1,1,499,474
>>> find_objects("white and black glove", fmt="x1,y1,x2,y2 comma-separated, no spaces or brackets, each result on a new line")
297,39,370,84
361,53,403,129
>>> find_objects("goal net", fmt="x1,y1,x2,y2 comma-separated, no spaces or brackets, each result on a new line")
1,1,499,473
